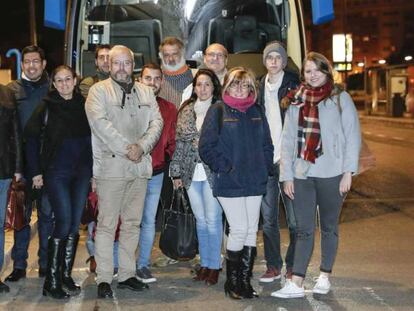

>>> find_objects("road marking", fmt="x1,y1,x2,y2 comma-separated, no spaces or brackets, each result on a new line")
377,134,386,137
392,136,404,140
307,293,334,311
363,287,395,311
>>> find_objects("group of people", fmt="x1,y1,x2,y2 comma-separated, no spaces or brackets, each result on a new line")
0,35,361,301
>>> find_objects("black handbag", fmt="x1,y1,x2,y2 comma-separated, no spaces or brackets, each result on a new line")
159,187,198,261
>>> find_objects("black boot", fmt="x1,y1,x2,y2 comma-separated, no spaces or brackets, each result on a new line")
62,234,81,293
43,238,70,299
239,246,258,298
224,250,242,300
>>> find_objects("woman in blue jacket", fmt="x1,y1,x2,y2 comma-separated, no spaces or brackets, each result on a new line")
199,67,274,299
25,65,92,299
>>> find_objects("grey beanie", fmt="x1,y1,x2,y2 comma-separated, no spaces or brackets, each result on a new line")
263,41,288,68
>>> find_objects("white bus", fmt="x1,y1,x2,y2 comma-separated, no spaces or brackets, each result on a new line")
47,0,333,77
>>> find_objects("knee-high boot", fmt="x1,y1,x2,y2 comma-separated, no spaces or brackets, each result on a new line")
224,250,242,299
62,233,81,293
240,246,258,298
43,238,70,299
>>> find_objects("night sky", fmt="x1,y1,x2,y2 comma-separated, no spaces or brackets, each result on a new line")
0,1,65,79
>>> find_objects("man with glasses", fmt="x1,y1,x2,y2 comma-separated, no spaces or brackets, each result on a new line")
85,45,163,298
181,43,228,104
79,44,111,98
158,37,193,108
6,45,53,282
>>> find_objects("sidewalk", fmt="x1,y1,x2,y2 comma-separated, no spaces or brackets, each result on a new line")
359,111,414,129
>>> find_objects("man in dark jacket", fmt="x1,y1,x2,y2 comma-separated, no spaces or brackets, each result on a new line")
257,41,300,283
79,44,111,98
6,45,53,281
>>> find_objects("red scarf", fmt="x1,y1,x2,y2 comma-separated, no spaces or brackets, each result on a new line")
223,93,255,112
287,81,333,163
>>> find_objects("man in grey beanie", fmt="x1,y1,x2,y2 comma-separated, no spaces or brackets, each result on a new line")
257,41,300,283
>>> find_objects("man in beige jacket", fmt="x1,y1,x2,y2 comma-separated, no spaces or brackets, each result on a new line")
85,45,163,298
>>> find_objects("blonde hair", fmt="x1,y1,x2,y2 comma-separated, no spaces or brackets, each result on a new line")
222,67,257,101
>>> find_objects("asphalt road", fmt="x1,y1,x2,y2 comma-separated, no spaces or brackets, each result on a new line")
0,116,413,310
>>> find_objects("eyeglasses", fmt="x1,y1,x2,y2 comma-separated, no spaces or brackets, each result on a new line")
23,59,42,66
206,52,226,59
229,81,250,90
111,60,133,67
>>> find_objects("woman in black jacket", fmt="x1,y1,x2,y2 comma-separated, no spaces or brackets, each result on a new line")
0,85,22,293
25,65,92,299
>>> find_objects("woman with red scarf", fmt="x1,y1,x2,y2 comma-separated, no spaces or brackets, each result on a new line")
199,67,274,299
272,52,361,298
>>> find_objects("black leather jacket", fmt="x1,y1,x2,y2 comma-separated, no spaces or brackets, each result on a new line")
0,85,22,179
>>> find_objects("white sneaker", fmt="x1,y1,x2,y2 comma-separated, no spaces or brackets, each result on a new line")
313,275,331,294
271,280,305,298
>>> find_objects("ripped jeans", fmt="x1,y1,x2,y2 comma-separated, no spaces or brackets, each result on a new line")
291,175,344,277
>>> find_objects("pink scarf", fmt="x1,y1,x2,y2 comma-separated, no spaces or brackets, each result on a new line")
223,93,256,112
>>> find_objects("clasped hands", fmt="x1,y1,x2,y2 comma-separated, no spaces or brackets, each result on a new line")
126,144,144,162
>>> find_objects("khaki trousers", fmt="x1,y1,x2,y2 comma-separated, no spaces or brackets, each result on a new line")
95,178,148,284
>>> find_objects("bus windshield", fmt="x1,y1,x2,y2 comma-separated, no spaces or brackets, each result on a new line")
71,0,304,77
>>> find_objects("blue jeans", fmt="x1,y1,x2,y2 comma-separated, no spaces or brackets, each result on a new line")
12,182,53,270
45,167,91,239
187,180,222,269
260,163,296,270
0,179,12,270
87,221,119,269
137,173,164,269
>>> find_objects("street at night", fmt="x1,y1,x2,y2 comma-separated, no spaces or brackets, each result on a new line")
1,0,414,310
0,116,413,310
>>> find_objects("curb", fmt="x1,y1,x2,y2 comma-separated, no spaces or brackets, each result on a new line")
359,114,414,129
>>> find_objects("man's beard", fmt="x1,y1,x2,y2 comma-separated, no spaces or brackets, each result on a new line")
111,70,132,83
161,56,186,72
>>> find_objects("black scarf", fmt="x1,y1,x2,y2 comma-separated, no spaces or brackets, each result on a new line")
45,90,91,138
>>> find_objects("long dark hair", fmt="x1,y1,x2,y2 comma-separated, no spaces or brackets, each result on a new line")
179,68,221,113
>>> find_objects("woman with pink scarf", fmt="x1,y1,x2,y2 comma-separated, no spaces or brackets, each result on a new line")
199,67,274,299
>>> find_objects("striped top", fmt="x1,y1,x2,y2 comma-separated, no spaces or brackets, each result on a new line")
159,66,193,108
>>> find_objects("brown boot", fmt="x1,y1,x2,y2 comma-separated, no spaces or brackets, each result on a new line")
193,267,209,281
86,256,96,273
205,269,220,286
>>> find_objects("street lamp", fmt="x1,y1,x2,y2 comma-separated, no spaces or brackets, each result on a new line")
405,55,413,61
378,59,386,65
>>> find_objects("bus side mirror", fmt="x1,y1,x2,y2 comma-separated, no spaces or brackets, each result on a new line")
311,0,334,25
44,0,66,30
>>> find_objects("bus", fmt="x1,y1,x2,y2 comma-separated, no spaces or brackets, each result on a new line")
58,0,332,78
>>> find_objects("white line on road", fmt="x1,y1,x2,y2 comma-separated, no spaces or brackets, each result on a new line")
363,287,395,311
392,137,404,140
377,134,386,137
